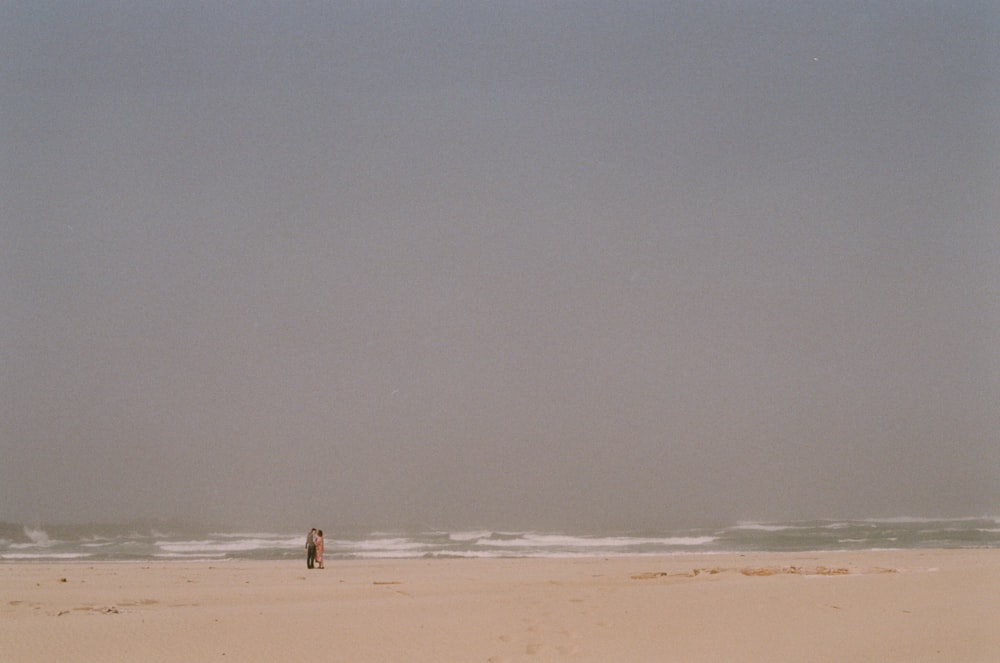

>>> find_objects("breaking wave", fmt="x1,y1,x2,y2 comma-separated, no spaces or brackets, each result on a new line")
2,517,998,562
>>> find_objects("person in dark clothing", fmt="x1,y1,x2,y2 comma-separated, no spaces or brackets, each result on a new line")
305,528,317,569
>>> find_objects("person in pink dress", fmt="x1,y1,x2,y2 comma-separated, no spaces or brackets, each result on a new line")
315,530,325,569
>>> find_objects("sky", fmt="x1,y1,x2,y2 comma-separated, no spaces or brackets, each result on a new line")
1,1,998,532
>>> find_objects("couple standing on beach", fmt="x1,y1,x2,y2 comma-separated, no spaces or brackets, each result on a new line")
305,528,325,569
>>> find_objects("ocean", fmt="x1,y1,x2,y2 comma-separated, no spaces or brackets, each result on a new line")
2,517,998,562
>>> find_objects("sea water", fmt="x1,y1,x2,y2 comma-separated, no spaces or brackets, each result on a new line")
2,517,998,562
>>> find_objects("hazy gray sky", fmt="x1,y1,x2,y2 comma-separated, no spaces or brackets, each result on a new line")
2,1,998,531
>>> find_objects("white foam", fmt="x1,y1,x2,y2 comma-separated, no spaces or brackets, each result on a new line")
2,552,90,560
23,527,52,545
449,530,494,542
475,534,716,548
156,535,301,554
732,522,795,532
344,537,430,552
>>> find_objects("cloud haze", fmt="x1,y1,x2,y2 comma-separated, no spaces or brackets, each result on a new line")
2,2,998,530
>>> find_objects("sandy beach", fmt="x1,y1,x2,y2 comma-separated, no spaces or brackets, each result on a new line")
3,549,998,662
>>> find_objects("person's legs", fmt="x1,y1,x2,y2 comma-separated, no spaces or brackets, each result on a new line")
307,545,316,569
